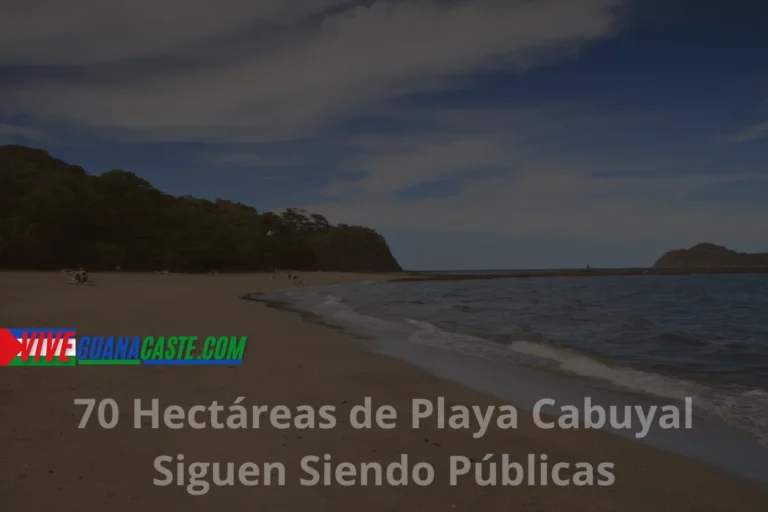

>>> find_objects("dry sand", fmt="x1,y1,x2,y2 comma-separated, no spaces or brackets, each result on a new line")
0,271,766,511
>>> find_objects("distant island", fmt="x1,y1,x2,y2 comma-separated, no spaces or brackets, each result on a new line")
0,145,402,273
654,243,768,268
396,243,768,283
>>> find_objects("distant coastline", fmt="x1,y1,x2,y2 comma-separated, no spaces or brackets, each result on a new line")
395,265,768,282
396,243,768,281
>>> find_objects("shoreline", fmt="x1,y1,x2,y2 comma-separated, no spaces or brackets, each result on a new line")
247,287,768,485
7,264,768,282
394,266,768,282
1,271,767,510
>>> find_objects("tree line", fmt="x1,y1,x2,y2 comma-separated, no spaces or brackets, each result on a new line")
0,145,402,272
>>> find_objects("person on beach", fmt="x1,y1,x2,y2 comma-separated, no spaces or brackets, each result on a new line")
70,269,89,284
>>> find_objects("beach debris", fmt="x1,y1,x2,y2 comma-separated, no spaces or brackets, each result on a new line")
155,269,169,275
115,265,122,271
267,230,274,236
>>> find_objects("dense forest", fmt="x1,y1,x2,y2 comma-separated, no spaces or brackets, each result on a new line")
0,145,402,272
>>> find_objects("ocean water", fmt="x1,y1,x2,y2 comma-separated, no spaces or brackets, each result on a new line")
253,274,768,480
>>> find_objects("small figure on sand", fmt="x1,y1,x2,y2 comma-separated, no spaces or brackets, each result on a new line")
285,270,303,284
69,268,91,285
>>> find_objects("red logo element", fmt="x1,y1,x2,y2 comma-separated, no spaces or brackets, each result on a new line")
0,329,23,366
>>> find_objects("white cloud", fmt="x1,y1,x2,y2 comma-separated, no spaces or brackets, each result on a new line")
331,137,514,195
725,122,768,143
0,123,48,142
303,171,768,241
294,122,768,240
199,100,767,244
0,0,624,142
0,0,350,65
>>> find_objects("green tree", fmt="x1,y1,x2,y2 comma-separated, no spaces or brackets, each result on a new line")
0,145,403,273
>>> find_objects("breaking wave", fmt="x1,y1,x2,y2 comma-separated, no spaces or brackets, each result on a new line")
263,281,768,450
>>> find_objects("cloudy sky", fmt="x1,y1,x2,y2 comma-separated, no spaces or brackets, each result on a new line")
1,0,766,269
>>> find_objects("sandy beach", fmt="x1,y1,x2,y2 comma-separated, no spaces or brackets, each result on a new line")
1,271,766,511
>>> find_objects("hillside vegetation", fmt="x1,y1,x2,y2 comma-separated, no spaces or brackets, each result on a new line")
654,243,768,268
0,145,402,272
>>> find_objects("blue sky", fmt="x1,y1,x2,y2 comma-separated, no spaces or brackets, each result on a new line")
0,0,766,270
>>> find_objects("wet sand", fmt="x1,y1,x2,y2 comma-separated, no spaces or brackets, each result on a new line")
0,271,766,511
